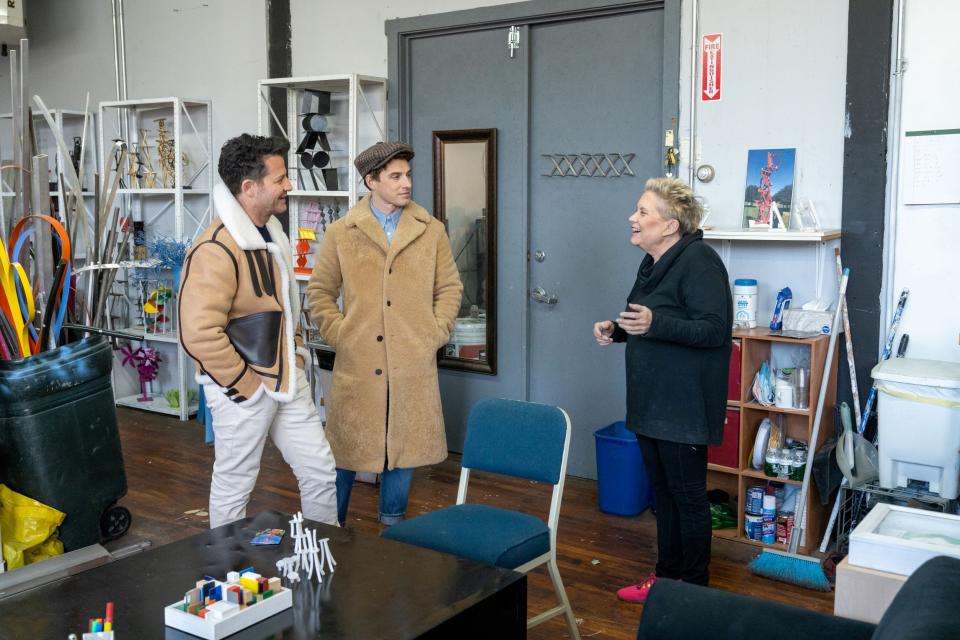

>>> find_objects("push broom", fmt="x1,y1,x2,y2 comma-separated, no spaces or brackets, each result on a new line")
749,268,849,591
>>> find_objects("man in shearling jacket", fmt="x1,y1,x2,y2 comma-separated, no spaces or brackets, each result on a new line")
307,142,462,526
179,134,338,528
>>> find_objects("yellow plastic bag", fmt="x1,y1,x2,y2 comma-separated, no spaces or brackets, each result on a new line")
0,484,66,570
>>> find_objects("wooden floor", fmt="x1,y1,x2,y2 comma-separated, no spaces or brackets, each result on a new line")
117,407,833,639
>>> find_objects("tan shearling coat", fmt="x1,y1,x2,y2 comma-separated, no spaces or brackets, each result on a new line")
180,184,308,406
306,197,463,472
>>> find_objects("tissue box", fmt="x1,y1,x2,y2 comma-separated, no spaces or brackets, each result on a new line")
783,309,832,334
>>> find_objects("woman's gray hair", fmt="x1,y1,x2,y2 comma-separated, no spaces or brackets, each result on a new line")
644,177,702,235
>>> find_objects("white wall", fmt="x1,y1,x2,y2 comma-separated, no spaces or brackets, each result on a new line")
289,0,518,77
678,0,849,317
0,0,517,183
0,0,265,177
886,0,960,361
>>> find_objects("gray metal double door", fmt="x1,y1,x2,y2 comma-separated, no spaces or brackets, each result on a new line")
402,4,677,478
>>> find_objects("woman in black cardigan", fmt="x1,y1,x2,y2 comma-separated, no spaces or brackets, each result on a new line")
593,177,731,603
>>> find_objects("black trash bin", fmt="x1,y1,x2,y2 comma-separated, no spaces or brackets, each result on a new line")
0,336,130,551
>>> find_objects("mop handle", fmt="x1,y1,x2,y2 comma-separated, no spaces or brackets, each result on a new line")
789,269,849,554
835,249,861,426
856,288,909,434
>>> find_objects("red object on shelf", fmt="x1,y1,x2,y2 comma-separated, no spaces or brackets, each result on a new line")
727,339,742,403
709,408,740,468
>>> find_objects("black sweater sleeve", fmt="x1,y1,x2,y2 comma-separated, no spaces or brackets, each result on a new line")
612,323,628,343
644,258,730,348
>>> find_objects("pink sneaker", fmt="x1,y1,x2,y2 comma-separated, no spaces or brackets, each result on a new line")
617,574,657,603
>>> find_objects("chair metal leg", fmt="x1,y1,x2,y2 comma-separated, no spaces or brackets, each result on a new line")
546,555,581,639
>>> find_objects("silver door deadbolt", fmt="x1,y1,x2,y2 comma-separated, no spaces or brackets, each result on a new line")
534,250,546,262
696,164,716,183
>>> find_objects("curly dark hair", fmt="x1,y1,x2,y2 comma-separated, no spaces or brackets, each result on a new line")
218,134,290,195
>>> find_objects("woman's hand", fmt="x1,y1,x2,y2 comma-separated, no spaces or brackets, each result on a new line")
617,304,653,335
593,320,615,346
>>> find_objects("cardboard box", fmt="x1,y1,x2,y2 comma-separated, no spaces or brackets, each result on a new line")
834,557,907,624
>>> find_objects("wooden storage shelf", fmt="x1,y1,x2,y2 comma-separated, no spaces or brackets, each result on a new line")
740,401,809,416
709,330,838,554
741,468,801,485
712,527,740,541
707,463,738,474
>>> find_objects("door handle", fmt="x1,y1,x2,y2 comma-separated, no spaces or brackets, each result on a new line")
530,287,558,304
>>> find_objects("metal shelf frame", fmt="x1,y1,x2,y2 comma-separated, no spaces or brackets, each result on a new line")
97,97,213,421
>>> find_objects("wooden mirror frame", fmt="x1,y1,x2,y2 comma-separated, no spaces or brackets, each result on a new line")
433,128,497,375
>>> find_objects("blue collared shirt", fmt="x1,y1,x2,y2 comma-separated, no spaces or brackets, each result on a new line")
371,203,402,246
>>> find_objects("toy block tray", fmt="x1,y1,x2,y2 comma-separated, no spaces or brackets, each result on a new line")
164,587,292,639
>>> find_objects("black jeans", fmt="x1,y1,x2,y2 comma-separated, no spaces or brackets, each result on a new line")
636,434,711,585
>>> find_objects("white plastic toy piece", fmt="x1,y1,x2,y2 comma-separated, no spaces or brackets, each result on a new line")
279,511,337,585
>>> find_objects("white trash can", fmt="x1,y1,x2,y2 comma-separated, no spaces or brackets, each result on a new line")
872,358,960,499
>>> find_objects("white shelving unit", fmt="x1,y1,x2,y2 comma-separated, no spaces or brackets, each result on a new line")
256,74,387,282
0,109,98,256
703,226,843,303
98,97,213,421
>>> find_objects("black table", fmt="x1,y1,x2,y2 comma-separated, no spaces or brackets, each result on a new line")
0,512,526,639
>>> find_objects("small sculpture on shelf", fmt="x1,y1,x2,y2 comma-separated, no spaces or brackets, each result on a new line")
138,128,159,188
155,117,176,188
153,117,191,189
295,238,312,275
165,388,198,409
147,236,190,289
120,343,163,402
144,284,173,335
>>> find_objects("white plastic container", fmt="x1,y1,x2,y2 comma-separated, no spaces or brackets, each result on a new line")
848,503,960,576
733,279,758,328
450,317,486,360
872,358,960,499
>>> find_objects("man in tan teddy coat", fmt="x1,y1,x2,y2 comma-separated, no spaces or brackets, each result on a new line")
307,141,462,525
180,134,338,528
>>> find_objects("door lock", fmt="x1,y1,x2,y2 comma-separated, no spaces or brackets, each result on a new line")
534,250,546,262
530,287,558,304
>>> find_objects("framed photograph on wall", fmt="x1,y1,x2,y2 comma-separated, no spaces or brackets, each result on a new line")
742,148,796,229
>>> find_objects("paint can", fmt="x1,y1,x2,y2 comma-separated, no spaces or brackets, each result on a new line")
761,521,776,545
761,494,777,523
746,486,765,515
745,514,763,541
776,512,795,545
451,317,486,360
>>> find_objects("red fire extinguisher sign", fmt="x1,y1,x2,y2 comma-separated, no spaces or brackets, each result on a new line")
702,33,722,101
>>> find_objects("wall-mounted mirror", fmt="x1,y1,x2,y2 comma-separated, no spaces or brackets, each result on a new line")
433,128,497,375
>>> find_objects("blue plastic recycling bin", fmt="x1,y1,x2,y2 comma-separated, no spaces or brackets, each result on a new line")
594,421,653,516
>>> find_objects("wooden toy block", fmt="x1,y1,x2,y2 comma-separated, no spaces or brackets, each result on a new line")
239,576,259,593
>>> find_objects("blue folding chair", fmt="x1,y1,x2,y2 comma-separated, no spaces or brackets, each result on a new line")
383,398,581,639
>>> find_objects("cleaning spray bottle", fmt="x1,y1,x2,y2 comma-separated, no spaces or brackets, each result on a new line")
769,287,793,331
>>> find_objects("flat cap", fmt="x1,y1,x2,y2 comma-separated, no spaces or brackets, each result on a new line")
354,141,415,179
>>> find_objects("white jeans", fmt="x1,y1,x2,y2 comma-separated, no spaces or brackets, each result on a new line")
204,369,338,528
